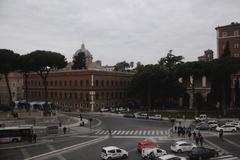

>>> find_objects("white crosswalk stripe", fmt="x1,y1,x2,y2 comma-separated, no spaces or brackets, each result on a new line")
94,129,170,136
211,154,240,160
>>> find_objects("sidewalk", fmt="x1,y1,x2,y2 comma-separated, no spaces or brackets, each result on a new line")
0,113,91,150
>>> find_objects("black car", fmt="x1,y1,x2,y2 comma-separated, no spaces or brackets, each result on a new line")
188,147,218,160
195,123,210,130
123,114,135,118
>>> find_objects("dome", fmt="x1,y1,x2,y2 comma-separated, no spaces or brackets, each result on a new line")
74,43,92,57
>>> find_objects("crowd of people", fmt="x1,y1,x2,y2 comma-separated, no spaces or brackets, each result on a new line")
173,123,204,146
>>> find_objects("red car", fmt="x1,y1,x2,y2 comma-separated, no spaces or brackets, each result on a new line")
137,140,158,153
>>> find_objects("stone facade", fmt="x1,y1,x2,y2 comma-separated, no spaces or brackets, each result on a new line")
27,70,133,112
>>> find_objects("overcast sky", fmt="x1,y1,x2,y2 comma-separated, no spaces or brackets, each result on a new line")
0,0,240,65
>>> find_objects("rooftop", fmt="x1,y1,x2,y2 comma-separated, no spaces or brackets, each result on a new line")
215,22,240,30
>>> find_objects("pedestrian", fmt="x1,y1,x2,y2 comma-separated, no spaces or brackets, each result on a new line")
108,129,112,136
177,126,182,137
198,131,201,138
182,126,186,137
188,131,192,140
219,130,223,140
174,126,177,133
63,127,67,134
199,136,204,146
193,131,196,140
59,122,62,128
195,136,199,146
33,133,37,143
80,114,82,121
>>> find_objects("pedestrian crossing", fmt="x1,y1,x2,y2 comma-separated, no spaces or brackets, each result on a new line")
94,129,169,136
210,154,240,160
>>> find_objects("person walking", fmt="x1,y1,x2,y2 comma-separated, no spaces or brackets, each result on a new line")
188,131,192,140
174,126,177,133
182,126,186,137
195,136,199,146
193,131,196,140
63,127,67,134
33,133,37,143
199,136,204,146
108,129,112,136
219,130,223,140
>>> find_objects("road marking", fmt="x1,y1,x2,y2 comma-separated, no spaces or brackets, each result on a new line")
47,145,66,160
103,130,109,135
112,130,117,135
139,130,142,135
116,130,121,135
21,148,30,159
95,130,101,134
25,136,108,160
134,130,138,135
129,130,134,135
223,137,240,148
147,130,151,135
120,131,126,135
164,130,168,135
156,130,159,135
204,138,229,154
160,130,164,135
143,130,146,135
98,130,105,135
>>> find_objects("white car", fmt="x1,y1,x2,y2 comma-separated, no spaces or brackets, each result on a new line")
195,114,207,122
216,125,237,132
101,146,128,160
170,141,197,153
149,114,162,120
234,121,240,129
100,108,110,112
157,154,186,160
136,113,148,119
141,147,167,158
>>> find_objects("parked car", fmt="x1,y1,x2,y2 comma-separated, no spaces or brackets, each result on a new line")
188,147,218,160
100,108,110,112
137,140,158,153
136,113,148,119
101,146,128,160
196,123,210,130
234,121,240,129
157,154,186,160
141,147,167,159
207,120,218,129
170,141,197,153
123,114,135,118
148,114,162,120
195,114,207,122
216,125,237,132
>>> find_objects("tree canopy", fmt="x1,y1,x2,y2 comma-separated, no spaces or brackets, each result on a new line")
72,52,86,70
114,61,130,72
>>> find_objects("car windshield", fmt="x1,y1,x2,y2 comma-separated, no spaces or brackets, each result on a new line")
102,149,106,154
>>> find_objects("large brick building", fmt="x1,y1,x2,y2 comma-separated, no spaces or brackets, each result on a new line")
216,22,240,58
28,70,133,112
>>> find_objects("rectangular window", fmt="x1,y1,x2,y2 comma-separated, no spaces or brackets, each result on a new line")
234,30,239,36
222,32,227,37
234,43,239,48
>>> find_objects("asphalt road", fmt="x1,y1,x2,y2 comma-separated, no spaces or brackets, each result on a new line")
1,113,240,160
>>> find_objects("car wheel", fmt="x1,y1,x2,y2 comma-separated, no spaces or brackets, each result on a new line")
177,149,182,153
107,157,112,160
122,154,128,159
232,129,236,132
215,152,219,157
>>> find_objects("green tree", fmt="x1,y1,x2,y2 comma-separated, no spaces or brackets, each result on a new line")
209,57,240,115
114,61,130,72
29,50,67,113
72,52,86,70
0,49,20,111
159,50,184,71
17,54,34,111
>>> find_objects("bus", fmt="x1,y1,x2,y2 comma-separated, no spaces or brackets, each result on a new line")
0,125,33,143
